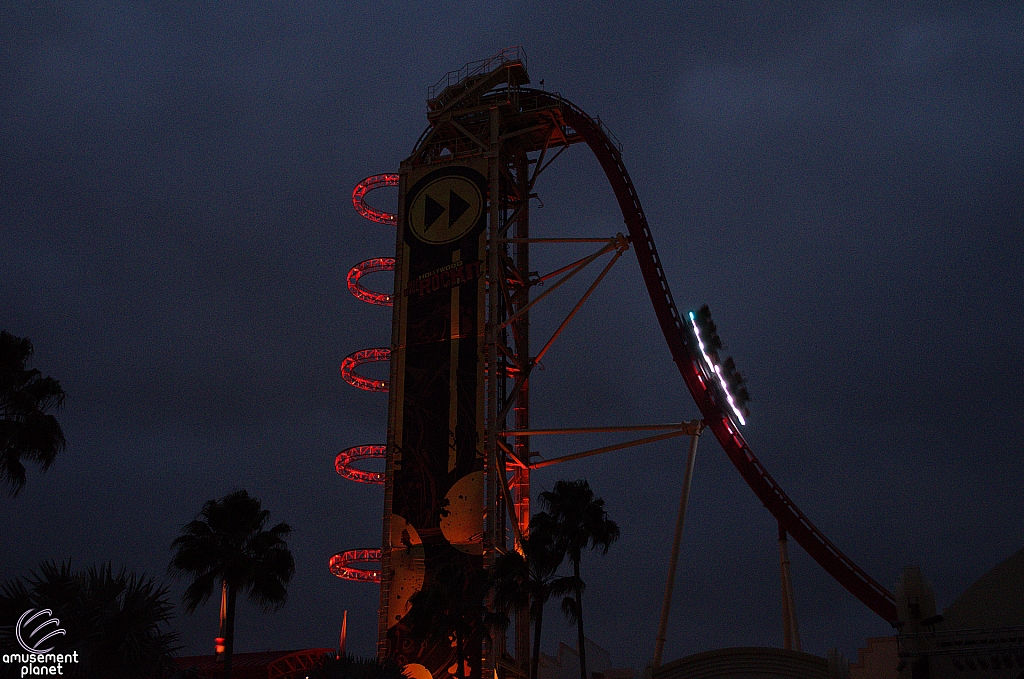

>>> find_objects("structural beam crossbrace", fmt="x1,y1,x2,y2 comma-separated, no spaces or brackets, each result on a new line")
529,429,692,470
501,421,703,436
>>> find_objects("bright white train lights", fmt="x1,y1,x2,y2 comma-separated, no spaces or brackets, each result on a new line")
688,306,750,426
713,362,747,426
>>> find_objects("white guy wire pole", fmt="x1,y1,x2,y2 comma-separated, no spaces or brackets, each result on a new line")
779,525,801,651
653,423,703,668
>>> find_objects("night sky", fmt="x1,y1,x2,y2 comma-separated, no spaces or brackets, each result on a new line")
3,1,1023,670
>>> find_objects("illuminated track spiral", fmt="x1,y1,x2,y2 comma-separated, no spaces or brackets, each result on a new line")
336,445,385,485
332,174,397,584
348,258,395,306
352,174,399,224
329,549,382,583
340,348,390,392
339,349,518,394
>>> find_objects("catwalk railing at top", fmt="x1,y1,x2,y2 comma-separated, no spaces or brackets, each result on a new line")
427,46,527,103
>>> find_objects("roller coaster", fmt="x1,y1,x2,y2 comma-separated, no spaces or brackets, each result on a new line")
331,47,897,675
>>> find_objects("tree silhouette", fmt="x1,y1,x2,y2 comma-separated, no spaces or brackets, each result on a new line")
0,560,180,678
489,512,578,679
0,330,66,496
539,480,619,679
404,561,500,679
169,489,294,679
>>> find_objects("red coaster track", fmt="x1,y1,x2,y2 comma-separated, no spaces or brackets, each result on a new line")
348,258,395,307
351,174,398,225
336,445,386,485
520,88,898,624
331,174,397,584
329,548,382,583
340,347,390,392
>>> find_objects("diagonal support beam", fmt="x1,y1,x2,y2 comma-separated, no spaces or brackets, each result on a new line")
496,438,528,469
528,127,554,192
491,445,525,549
533,235,628,365
497,202,529,239
504,238,621,244
653,424,704,668
449,118,490,152
530,429,688,469
530,243,618,285
495,339,523,371
529,143,569,192
499,241,615,330
500,122,551,144
493,370,528,430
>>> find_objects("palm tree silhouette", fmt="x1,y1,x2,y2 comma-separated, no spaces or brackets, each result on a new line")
0,331,66,496
0,560,180,677
169,489,294,679
404,561,496,679
539,480,619,679
490,512,579,679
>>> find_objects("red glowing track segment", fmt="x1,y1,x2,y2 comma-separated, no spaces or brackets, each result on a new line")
348,258,396,306
329,548,382,583
338,350,519,393
352,174,399,225
336,445,385,485
512,88,899,623
340,348,390,392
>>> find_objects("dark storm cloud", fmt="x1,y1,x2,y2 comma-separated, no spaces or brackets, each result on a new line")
2,0,1022,670
671,7,1024,452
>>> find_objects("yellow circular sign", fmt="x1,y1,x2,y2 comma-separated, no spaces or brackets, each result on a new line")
408,175,483,244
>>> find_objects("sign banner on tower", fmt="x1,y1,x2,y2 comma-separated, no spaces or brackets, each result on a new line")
382,157,489,679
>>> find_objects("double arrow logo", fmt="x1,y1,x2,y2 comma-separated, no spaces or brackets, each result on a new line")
423,189,471,233
409,175,483,245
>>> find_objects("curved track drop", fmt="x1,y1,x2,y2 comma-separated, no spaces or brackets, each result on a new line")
519,87,898,623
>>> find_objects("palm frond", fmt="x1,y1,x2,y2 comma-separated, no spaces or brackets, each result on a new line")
549,575,582,599
0,331,66,496
181,570,219,613
560,596,580,626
